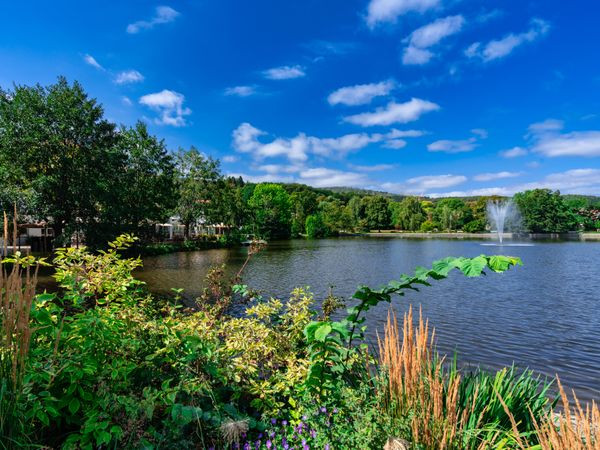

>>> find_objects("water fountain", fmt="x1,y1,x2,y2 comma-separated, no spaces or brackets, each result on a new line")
484,199,530,246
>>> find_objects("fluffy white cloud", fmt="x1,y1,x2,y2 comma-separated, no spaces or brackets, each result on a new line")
473,171,523,182
231,124,420,161
299,168,370,187
348,163,396,172
466,18,549,62
263,65,306,80
224,86,256,97
527,118,564,134
222,155,239,163
139,90,191,127
327,80,395,106
500,146,528,158
127,6,179,34
83,54,103,70
115,70,144,84
471,128,488,138
425,168,600,197
382,139,407,149
344,98,440,127
381,173,467,195
532,131,600,157
427,137,477,153
366,0,440,28
402,15,465,65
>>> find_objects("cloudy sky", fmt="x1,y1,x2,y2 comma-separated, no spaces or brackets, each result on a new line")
2,0,600,196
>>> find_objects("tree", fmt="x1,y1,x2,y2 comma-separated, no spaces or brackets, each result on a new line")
174,148,223,238
513,189,577,233
100,122,177,243
290,190,318,236
248,183,291,239
391,197,426,231
0,77,120,244
305,214,327,238
433,199,473,231
362,195,391,232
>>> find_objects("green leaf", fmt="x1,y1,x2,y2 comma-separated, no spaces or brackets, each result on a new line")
68,397,81,415
314,323,332,342
459,255,488,277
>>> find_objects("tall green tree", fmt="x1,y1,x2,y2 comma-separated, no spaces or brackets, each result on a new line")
0,77,120,244
290,190,318,236
174,148,223,238
248,183,291,239
391,197,426,231
513,189,577,233
362,195,391,231
433,198,473,231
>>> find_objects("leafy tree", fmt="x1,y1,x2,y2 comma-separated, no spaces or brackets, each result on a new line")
391,197,426,231
174,148,223,238
290,190,318,236
433,198,473,231
513,189,577,233
305,214,327,238
347,196,366,230
320,198,352,235
248,183,292,239
362,195,391,232
0,77,120,244
98,122,177,244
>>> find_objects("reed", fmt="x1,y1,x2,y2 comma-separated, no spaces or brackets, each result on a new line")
377,306,552,449
0,209,40,447
532,378,600,450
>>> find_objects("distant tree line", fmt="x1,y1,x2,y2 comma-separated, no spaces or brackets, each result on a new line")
0,78,598,247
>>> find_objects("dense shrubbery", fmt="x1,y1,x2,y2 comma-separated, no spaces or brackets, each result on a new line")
2,234,599,448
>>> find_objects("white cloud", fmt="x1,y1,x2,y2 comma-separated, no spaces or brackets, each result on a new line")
471,128,488,138
115,70,144,84
299,168,370,187
222,155,239,163
366,0,440,28
83,54,103,70
122,96,133,106
382,139,407,149
263,65,306,80
527,118,564,134
381,173,467,195
402,15,464,65
344,98,440,127
224,86,256,97
473,171,523,182
532,131,600,157
428,137,477,153
139,90,191,127
231,124,419,162
466,18,550,62
348,163,396,172
500,146,528,158
127,6,180,34
328,80,395,106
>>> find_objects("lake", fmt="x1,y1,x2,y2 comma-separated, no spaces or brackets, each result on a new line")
137,237,600,403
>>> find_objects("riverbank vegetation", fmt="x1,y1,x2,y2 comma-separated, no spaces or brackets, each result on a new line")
2,78,599,253
2,221,599,448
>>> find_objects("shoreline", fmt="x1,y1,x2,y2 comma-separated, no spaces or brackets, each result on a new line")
367,231,600,241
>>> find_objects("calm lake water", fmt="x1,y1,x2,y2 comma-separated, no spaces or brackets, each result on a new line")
137,237,600,404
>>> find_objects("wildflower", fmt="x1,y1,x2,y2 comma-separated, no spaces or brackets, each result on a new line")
310,429,316,439
325,445,330,450
282,420,288,426
266,440,272,449
271,418,277,425
333,408,338,414
320,407,327,414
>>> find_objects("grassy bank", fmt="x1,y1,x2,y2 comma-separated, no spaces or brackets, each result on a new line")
1,233,599,449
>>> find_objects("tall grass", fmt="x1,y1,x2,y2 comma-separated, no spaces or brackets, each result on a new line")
531,378,600,450
378,307,554,449
0,210,40,448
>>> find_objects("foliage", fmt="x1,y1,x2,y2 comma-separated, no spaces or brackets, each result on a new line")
514,189,578,233
248,183,292,240
391,196,426,231
463,218,487,233
362,195,391,231
434,198,473,231
305,214,327,238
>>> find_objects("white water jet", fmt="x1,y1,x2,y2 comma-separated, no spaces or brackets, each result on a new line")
486,199,521,244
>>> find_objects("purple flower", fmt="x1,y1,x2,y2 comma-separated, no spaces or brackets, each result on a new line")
302,415,308,421
320,407,327,414
258,433,264,439
271,418,277,425
333,408,338,414
244,443,250,450
282,437,289,449
266,440,272,449
325,445,330,450
282,420,288,426
255,441,261,450
310,429,317,439
269,431,276,438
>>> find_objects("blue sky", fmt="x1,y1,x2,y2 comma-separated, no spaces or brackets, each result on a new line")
2,0,600,196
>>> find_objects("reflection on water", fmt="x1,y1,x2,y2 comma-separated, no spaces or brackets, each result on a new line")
138,237,600,403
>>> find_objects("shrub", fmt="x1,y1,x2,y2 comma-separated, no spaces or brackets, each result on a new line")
420,219,436,232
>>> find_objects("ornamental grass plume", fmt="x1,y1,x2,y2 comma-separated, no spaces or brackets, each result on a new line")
219,418,249,447
532,378,600,450
0,208,42,445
